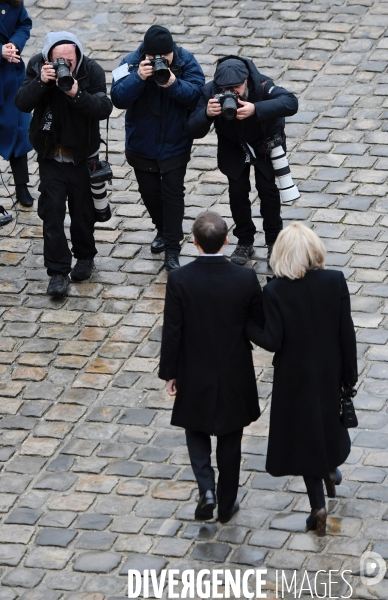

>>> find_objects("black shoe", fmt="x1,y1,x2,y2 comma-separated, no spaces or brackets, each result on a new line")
230,244,254,266
71,259,94,281
218,501,239,524
151,232,166,254
15,184,33,207
266,244,274,267
47,274,69,297
164,252,180,272
195,490,217,520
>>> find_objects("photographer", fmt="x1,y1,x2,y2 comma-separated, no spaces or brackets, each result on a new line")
111,25,205,271
187,56,298,266
15,31,112,296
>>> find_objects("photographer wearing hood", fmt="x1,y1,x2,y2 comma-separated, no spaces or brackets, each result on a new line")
15,31,112,296
111,25,205,271
187,56,298,266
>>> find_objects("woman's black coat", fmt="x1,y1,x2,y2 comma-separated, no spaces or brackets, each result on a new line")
246,269,357,479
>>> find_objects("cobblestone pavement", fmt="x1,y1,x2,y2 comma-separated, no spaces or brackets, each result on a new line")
3,0,388,598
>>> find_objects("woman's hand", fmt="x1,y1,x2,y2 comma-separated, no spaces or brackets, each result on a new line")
2,43,20,64
166,379,177,396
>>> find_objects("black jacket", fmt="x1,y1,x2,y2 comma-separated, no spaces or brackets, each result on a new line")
159,256,264,436
245,269,358,479
15,53,112,165
186,55,298,181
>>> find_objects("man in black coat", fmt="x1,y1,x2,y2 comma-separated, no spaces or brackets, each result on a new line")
15,31,112,297
186,56,298,266
159,211,263,522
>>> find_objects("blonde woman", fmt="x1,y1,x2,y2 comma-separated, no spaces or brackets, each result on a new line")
245,222,357,536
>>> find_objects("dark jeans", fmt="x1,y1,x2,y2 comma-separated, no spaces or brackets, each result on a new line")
133,164,187,253
228,164,282,246
10,153,29,185
37,158,96,277
303,476,325,510
185,428,243,515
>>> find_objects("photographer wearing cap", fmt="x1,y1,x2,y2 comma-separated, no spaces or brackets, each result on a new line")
187,56,298,266
111,25,205,271
15,31,112,297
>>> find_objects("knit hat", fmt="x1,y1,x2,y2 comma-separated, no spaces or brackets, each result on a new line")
143,25,174,55
214,58,249,88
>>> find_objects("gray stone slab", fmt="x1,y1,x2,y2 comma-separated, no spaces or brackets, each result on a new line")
73,552,122,573
35,528,77,547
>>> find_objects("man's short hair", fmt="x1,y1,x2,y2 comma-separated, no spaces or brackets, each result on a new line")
193,211,228,254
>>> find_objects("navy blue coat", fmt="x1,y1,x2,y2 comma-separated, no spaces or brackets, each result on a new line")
0,2,32,160
110,43,205,162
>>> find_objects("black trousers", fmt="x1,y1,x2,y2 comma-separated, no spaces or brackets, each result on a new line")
133,164,187,253
228,164,282,246
185,428,243,515
9,153,29,185
37,158,96,277
303,476,325,510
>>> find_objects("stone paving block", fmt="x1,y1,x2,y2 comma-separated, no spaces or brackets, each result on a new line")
76,514,112,530
34,513,76,534
191,542,231,563
36,528,77,547
249,529,290,549
119,553,167,576
5,508,42,525
34,473,77,491
25,547,73,569
73,552,122,573
2,567,45,588
44,572,85,591
75,532,118,550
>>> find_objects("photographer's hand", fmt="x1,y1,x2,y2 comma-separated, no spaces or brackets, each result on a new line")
64,79,79,98
41,62,56,84
138,60,153,81
207,98,222,118
159,71,176,88
236,100,256,120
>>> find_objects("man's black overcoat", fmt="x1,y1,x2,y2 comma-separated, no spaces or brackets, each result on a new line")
159,256,264,436
246,269,358,479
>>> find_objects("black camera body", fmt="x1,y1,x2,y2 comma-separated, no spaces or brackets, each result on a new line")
147,55,170,85
214,90,240,120
49,58,74,92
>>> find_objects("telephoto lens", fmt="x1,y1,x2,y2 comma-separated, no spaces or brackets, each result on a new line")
91,180,112,222
270,145,300,203
222,94,238,120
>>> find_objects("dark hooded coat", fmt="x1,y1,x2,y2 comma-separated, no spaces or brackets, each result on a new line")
186,55,298,181
245,269,358,479
0,1,32,161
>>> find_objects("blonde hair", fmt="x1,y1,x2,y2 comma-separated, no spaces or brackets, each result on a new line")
270,222,326,279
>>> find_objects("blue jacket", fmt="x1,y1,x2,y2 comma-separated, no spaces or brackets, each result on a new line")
0,2,32,161
111,43,205,161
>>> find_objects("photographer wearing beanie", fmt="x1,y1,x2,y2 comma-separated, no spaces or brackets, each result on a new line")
111,25,205,271
187,56,298,266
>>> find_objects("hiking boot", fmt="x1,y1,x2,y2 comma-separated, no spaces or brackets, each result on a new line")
47,274,69,297
230,244,254,266
71,259,94,281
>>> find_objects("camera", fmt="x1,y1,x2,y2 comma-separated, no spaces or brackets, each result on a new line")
49,58,74,92
214,91,239,120
147,55,170,85
267,134,300,203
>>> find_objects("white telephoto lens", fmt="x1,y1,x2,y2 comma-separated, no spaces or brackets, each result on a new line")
280,185,300,203
277,173,294,189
